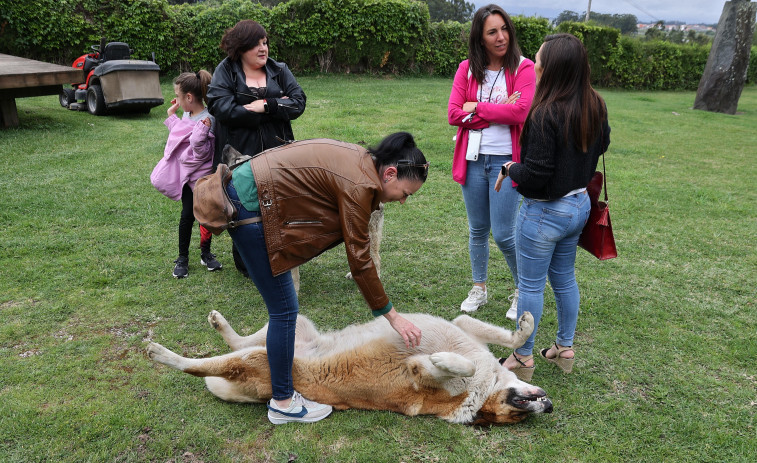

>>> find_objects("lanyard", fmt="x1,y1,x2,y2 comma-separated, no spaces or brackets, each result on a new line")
479,67,503,103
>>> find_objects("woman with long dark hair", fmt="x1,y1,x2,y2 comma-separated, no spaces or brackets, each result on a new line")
448,4,536,318
496,34,611,380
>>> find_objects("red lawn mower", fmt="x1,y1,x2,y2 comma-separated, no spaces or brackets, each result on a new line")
59,38,164,115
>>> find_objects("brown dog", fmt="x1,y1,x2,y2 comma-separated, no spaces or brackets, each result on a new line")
147,310,552,425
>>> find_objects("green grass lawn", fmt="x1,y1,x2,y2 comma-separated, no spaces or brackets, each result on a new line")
1,76,755,462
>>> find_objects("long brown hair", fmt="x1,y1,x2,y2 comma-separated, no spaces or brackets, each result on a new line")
523,34,606,152
468,4,522,84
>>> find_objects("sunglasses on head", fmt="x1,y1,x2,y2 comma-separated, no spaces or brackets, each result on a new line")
396,159,429,175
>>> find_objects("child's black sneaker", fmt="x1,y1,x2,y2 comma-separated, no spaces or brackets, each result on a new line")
172,256,189,278
200,251,222,271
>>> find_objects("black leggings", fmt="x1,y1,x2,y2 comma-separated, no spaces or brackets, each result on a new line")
178,183,212,257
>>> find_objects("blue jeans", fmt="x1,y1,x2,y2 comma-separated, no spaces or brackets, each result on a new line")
226,181,298,401
515,191,591,356
461,154,520,286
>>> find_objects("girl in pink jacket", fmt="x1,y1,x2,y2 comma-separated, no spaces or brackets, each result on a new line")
151,70,222,278
447,4,536,317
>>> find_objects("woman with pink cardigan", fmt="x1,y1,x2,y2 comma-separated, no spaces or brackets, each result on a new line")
448,4,535,317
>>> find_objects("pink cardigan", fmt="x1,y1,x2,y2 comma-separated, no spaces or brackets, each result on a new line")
150,114,215,201
447,58,536,185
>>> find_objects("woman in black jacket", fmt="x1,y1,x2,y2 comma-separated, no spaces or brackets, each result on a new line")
207,19,306,273
495,34,610,381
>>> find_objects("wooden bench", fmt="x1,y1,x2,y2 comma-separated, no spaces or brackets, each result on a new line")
0,54,84,127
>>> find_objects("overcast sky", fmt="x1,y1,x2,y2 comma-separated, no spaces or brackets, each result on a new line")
485,1,732,24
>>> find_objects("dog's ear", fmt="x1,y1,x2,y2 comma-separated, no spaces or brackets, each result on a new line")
222,144,240,160
221,144,252,168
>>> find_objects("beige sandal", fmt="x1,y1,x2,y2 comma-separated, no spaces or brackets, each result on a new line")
539,343,575,373
499,352,534,382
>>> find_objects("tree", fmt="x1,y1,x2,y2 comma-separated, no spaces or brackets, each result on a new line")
166,0,288,5
686,30,712,46
586,12,638,34
554,10,580,26
610,13,638,35
667,26,684,44
554,10,637,34
425,0,475,22
256,0,288,6
644,21,665,41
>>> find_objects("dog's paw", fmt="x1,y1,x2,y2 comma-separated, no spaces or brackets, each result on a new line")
208,310,227,330
146,342,169,362
430,352,475,377
517,312,534,337
345,271,380,280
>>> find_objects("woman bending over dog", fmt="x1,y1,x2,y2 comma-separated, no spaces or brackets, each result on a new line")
226,132,429,424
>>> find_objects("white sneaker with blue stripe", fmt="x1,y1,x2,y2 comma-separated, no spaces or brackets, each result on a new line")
267,391,333,424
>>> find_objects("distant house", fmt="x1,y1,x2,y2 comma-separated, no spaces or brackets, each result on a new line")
637,22,715,32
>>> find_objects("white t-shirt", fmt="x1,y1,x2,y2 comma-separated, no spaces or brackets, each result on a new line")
478,68,512,155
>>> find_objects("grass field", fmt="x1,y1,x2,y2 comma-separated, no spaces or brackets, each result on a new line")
1,76,755,462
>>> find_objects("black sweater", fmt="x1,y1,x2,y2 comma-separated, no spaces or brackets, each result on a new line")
508,107,610,200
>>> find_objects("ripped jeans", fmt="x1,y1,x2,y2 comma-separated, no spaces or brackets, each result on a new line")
514,191,591,356
461,154,520,287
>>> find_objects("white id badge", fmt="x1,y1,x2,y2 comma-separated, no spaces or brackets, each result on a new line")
466,130,482,161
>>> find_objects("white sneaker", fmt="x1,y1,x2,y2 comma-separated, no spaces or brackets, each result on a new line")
506,289,519,320
267,391,333,424
460,286,487,312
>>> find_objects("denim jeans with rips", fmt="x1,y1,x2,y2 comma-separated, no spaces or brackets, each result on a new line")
460,154,520,286
514,191,591,356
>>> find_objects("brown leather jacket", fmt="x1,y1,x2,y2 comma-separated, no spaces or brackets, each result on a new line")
250,139,387,311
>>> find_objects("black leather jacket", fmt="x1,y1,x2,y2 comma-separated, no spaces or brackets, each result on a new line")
207,57,306,167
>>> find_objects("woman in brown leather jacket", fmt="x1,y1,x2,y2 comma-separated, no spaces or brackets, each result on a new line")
226,132,428,424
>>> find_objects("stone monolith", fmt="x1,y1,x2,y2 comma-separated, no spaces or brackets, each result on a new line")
694,0,757,114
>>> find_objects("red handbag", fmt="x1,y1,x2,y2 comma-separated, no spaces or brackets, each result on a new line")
578,156,617,260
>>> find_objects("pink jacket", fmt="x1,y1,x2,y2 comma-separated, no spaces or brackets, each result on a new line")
447,58,536,185
150,114,215,201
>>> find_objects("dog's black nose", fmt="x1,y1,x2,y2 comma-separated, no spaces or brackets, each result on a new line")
544,401,553,413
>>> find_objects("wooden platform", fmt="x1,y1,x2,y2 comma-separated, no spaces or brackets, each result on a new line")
0,54,84,127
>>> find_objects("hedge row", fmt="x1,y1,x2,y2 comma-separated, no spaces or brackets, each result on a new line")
1,0,754,90
414,15,551,76
557,21,757,90
269,0,429,73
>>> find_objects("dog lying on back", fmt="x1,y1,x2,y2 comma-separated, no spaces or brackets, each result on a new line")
147,310,552,425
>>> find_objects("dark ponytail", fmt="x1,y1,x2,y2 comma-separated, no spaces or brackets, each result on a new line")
174,69,212,105
369,132,428,182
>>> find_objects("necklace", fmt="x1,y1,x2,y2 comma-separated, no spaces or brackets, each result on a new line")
479,67,503,103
